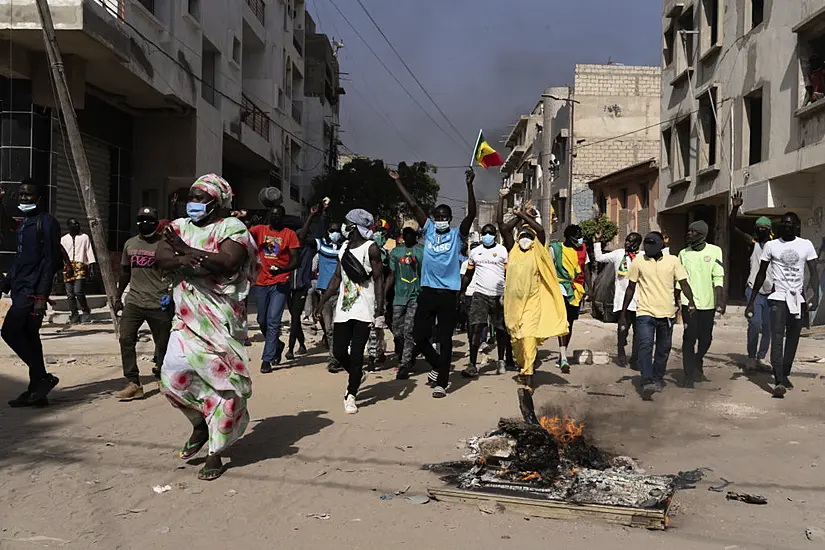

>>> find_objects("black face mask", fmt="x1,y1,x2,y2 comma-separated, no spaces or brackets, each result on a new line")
137,221,159,237
643,241,664,258
69,226,80,236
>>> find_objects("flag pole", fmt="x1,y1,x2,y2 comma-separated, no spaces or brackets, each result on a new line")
470,129,482,168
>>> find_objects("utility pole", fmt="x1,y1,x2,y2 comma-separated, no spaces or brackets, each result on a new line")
34,0,120,337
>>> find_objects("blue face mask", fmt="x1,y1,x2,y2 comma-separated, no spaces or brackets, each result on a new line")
576,238,584,247
434,220,450,232
18,203,36,213
187,201,212,222
328,231,342,243
481,234,496,247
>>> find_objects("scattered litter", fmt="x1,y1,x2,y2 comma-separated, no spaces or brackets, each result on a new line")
806,527,825,541
726,491,767,505
65,357,77,364
156,526,170,535
379,493,394,501
406,495,430,505
8,536,70,545
116,508,147,517
586,391,625,398
225,489,237,497
395,485,411,496
45,357,58,365
501,535,511,540
709,478,733,492
152,484,172,494
176,482,188,490
673,468,712,489
478,502,505,515
105,442,115,447
818,358,825,364
709,433,721,438
306,513,331,520
315,470,328,478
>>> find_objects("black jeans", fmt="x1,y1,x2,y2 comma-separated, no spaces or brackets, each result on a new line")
618,310,637,362
2,301,47,391
682,307,715,382
413,287,459,389
288,288,309,351
119,303,173,384
769,300,805,385
66,279,90,315
333,320,371,397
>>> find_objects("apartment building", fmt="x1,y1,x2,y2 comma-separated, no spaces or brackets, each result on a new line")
500,100,543,214
659,0,825,309
0,0,336,271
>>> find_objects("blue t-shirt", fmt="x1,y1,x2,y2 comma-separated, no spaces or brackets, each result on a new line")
315,238,341,291
421,219,464,291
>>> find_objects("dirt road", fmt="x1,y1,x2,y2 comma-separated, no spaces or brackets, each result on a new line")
0,318,823,549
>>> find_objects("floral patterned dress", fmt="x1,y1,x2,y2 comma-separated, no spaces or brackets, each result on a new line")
160,216,258,455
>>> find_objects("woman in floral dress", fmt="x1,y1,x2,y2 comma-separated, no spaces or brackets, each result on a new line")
155,174,258,481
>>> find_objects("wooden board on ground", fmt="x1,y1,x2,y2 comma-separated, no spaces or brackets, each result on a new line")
428,487,670,530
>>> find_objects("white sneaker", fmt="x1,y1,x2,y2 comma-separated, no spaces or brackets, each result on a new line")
344,394,358,414
496,360,506,375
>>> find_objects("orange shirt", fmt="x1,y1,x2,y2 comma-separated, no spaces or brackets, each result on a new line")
249,225,300,286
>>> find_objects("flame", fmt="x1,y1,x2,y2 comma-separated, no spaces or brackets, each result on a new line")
520,471,542,482
539,415,585,445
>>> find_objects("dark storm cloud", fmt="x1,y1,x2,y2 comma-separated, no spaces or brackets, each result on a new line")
317,0,661,202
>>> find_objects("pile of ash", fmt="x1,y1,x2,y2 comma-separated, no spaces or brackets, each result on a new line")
425,416,675,510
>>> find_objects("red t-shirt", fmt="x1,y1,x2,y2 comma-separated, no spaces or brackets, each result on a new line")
249,225,300,286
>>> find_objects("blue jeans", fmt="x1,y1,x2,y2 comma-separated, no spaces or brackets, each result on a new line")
256,283,290,363
635,316,674,386
745,287,771,360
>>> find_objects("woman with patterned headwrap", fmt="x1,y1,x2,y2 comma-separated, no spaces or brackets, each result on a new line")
155,174,259,481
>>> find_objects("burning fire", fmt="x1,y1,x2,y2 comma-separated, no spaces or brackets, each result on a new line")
539,415,585,445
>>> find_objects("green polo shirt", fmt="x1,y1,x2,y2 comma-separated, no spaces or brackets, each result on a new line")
678,244,724,310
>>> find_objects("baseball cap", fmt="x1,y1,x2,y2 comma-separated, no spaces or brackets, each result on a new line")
137,206,159,220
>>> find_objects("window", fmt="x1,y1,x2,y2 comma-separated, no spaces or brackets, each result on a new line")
136,0,154,14
619,188,629,210
677,7,695,74
663,24,675,67
675,116,692,180
187,0,200,20
700,0,721,56
698,88,718,169
662,127,673,169
639,185,650,209
597,193,607,215
750,0,764,30
557,196,567,224
232,37,241,65
201,40,218,107
744,89,764,165
794,23,825,109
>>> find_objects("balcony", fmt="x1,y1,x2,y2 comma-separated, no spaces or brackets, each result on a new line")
241,94,271,142
502,144,528,173
291,99,303,124
293,28,304,56
246,0,265,26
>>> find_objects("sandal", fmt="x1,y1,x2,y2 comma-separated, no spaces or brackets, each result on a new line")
197,464,226,481
179,438,208,460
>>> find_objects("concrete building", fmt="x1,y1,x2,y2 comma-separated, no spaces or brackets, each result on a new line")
0,0,336,272
659,0,825,310
500,100,543,213
588,158,660,245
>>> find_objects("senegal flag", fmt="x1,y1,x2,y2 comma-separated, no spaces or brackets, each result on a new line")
472,130,504,169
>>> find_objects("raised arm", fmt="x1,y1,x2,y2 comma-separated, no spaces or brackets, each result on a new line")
514,210,545,245
497,187,517,250
298,206,319,242
730,192,755,246
459,169,477,237
389,169,427,228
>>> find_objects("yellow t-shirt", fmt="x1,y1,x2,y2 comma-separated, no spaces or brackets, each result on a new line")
627,254,688,318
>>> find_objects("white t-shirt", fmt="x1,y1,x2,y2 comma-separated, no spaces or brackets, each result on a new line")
467,244,508,297
760,237,818,302
593,242,642,312
748,240,773,294
334,241,377,324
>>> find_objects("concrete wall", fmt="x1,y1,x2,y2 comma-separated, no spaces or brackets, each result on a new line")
571,64,661,224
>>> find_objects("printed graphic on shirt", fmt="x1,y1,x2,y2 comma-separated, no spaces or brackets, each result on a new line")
427,231,455,253
778,248,803,287
130,249,157,269
261,236,283,260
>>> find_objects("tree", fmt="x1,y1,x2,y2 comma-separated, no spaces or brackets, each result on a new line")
580,215,619,244
309,158,439,224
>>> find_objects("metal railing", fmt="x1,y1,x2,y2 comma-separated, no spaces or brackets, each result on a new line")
241,94,270,141
246,0,266,25
291,100,303,124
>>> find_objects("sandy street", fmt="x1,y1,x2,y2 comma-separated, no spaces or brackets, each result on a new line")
0,316,824,550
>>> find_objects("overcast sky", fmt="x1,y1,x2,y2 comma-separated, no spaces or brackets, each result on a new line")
309,0,661,211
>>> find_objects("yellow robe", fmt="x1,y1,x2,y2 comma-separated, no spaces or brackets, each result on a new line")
504,242,569,340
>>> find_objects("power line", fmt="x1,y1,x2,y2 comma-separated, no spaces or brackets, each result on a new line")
346,80,425,159
325,0,469,155
352,0,471,150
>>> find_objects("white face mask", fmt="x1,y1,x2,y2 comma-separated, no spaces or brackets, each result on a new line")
434,220,450,232
519,238,534,251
